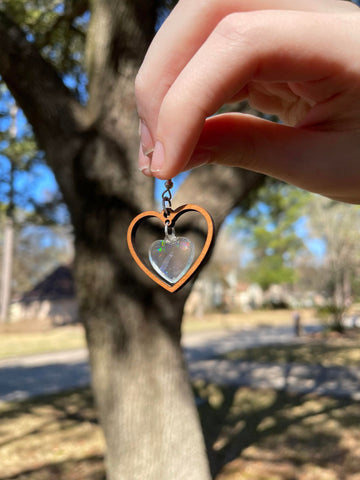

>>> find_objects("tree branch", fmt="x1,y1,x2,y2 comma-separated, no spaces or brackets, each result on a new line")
176,166,264,232
86,0,157,120
37,0,88,48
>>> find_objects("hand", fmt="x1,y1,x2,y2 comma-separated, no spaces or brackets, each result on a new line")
135,0,360,203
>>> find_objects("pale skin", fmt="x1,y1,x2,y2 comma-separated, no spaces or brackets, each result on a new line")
135,0,360,204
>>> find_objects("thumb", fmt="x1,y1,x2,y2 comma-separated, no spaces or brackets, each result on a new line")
186,113,360,203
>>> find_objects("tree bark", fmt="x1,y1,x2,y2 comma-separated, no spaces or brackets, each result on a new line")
75,237,211,479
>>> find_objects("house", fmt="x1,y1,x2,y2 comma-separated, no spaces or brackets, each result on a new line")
10,265,78,325
184,275,264,316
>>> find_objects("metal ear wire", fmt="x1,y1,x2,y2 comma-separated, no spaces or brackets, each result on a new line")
162,179,173,216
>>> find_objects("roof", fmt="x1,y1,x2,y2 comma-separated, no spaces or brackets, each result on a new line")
19,265,75,302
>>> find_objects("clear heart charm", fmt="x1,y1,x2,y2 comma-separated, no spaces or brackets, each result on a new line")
128,204,214,292
149,229,195,284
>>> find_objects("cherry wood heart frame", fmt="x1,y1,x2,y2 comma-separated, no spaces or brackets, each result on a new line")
127,204,214,293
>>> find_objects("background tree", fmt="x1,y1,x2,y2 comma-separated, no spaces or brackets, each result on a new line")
306,196,360,330
233,181,309,291
0,2,264,479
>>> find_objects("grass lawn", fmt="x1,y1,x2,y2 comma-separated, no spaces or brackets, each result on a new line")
0,385,359,480
223,329,360,368
0,326,86,360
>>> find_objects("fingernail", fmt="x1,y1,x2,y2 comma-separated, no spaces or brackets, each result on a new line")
151,141,165,173
139,120,154,156
138,145,152,176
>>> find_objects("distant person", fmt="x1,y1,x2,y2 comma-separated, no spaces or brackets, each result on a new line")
292,311,302,337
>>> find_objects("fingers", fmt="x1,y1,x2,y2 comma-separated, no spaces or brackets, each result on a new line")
135,0,358,176
187,114,360,203
141,10,358,179
136,0,350,132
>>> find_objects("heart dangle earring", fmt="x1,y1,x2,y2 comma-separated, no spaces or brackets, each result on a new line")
127,179,214,293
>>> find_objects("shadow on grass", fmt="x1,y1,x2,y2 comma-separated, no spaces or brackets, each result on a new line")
1,385,359,480
0,387,97,423
194,382,357,479
0,388,103,480
226,343,360,367
0,454,105,480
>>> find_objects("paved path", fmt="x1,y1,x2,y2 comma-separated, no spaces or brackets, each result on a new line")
182,325,314,361
0,349,89,402
0,325,358,402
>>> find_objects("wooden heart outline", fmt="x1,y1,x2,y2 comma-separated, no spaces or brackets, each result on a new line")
127,204,214,293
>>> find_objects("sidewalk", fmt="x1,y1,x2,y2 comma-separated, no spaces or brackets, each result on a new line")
0,349,89,402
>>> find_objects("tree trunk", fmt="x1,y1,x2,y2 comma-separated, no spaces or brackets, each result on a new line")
0,104,17,323
76,242,211,479
0,218,14,323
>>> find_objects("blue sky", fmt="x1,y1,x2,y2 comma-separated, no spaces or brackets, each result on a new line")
294,216,325,259
0,102,67,223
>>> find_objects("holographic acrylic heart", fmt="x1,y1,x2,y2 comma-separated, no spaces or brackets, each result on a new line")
149,230,195,284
